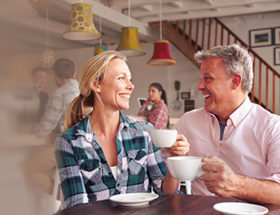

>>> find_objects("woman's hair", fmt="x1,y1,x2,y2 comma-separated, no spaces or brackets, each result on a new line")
150,82,168,106
64,51,126,130
194,44,253,94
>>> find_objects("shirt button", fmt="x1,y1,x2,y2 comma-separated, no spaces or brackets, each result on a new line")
85,134,93,142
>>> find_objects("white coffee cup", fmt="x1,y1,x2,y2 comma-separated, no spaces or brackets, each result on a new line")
167,156,205,181
150,129,177,147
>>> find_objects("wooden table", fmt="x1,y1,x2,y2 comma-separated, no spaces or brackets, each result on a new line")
55,194,280,215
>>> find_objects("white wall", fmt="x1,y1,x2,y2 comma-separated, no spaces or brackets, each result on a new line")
53,42,202,118
220,11,280,73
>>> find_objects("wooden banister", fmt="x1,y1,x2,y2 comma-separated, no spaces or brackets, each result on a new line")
150,17,280,114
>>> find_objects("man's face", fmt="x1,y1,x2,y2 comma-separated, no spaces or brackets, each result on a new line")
197,57,235,119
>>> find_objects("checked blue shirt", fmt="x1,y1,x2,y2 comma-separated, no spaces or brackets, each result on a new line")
55,112,167,208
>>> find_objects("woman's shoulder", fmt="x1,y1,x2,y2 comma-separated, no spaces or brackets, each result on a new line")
125,115,154,131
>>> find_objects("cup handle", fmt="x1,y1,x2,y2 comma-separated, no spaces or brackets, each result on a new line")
196,162,205,177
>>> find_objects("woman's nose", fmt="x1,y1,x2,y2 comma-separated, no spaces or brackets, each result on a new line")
127,79,134,90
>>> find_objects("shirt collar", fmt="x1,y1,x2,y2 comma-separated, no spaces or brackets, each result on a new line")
75,111,130,138
206,96,252,127
229,96,252,127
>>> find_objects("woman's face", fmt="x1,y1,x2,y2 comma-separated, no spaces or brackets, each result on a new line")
148,86,162,102
95,58,134,111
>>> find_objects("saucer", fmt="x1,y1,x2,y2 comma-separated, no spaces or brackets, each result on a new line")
213,202,269,215
109,193,159,207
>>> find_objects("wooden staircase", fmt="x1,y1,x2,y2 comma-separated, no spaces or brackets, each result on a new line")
150,18,280,115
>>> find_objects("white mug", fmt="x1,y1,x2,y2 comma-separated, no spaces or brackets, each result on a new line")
150,129,177,148
167,156,205,181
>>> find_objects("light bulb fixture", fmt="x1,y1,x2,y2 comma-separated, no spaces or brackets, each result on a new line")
147,0,176,66
62,3,101,41
116,0,145,56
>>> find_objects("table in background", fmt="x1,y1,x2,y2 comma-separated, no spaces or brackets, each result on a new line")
55,194,280,215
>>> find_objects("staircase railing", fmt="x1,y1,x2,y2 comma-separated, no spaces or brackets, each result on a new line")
151,18,280,114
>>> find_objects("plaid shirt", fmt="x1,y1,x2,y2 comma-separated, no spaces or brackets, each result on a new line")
55,112,167,208
36,79,80,137
138,99,169,129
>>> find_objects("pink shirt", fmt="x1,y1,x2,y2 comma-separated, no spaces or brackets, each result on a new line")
175,97,280,196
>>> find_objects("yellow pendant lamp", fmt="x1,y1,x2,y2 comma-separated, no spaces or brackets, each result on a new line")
62,3,101,41
116,0,145,56
147,0,176,66
117,27,145,56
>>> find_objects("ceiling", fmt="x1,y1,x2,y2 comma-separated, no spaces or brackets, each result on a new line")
1,0,280,53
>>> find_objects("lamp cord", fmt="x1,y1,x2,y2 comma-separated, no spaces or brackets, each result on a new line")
99,16,102,45
159,0,162,40
128,0,131,26
46,0,49,49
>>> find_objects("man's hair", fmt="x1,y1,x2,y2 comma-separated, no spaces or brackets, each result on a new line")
194,44,253,93
53,58,75,79
31,67,47,76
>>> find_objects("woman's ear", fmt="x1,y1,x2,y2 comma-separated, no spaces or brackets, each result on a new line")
90,80,101,93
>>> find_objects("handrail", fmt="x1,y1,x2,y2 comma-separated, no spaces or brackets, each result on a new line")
159,17,280,114
214,18,280,79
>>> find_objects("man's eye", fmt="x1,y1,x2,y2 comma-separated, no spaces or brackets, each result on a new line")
118,76,125,80
204,77,211,82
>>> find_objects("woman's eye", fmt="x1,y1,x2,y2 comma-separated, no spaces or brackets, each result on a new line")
118,76,125,80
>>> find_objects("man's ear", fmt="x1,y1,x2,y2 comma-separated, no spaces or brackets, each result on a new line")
232,73,242,89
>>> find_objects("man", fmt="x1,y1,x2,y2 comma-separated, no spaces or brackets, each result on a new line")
175,44,280,205
31,67,49,121
25,58,80,196
37,58,80,137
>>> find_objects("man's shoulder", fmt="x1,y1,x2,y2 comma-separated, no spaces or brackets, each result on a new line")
251,103,280,122
180,107,206,119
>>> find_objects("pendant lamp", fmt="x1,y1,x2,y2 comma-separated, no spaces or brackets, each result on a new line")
116,0,145,56
94,45,108,56
147,0,176,66
94,17,107,56
62,3,101,41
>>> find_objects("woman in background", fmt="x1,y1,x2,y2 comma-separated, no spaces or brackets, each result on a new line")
138,82,169,129
55,51,189,208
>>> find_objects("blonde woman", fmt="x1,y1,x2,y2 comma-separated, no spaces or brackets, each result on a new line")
55,51,189,208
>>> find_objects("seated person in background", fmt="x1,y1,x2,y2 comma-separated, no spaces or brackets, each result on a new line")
55,51,189,208
175,44,280,205
24,58,80,197
137,82,169,129
138,83,170,163
31,67,49,121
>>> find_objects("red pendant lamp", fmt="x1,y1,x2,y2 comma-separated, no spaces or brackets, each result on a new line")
147,0,176,66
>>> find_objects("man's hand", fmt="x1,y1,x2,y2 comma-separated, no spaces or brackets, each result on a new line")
202,156,241,197
169,134,190,156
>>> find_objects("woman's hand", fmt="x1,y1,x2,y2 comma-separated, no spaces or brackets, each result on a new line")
169,134,189,156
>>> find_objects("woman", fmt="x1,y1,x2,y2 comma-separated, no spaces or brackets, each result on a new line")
55,51,189,208
138,83,169,129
